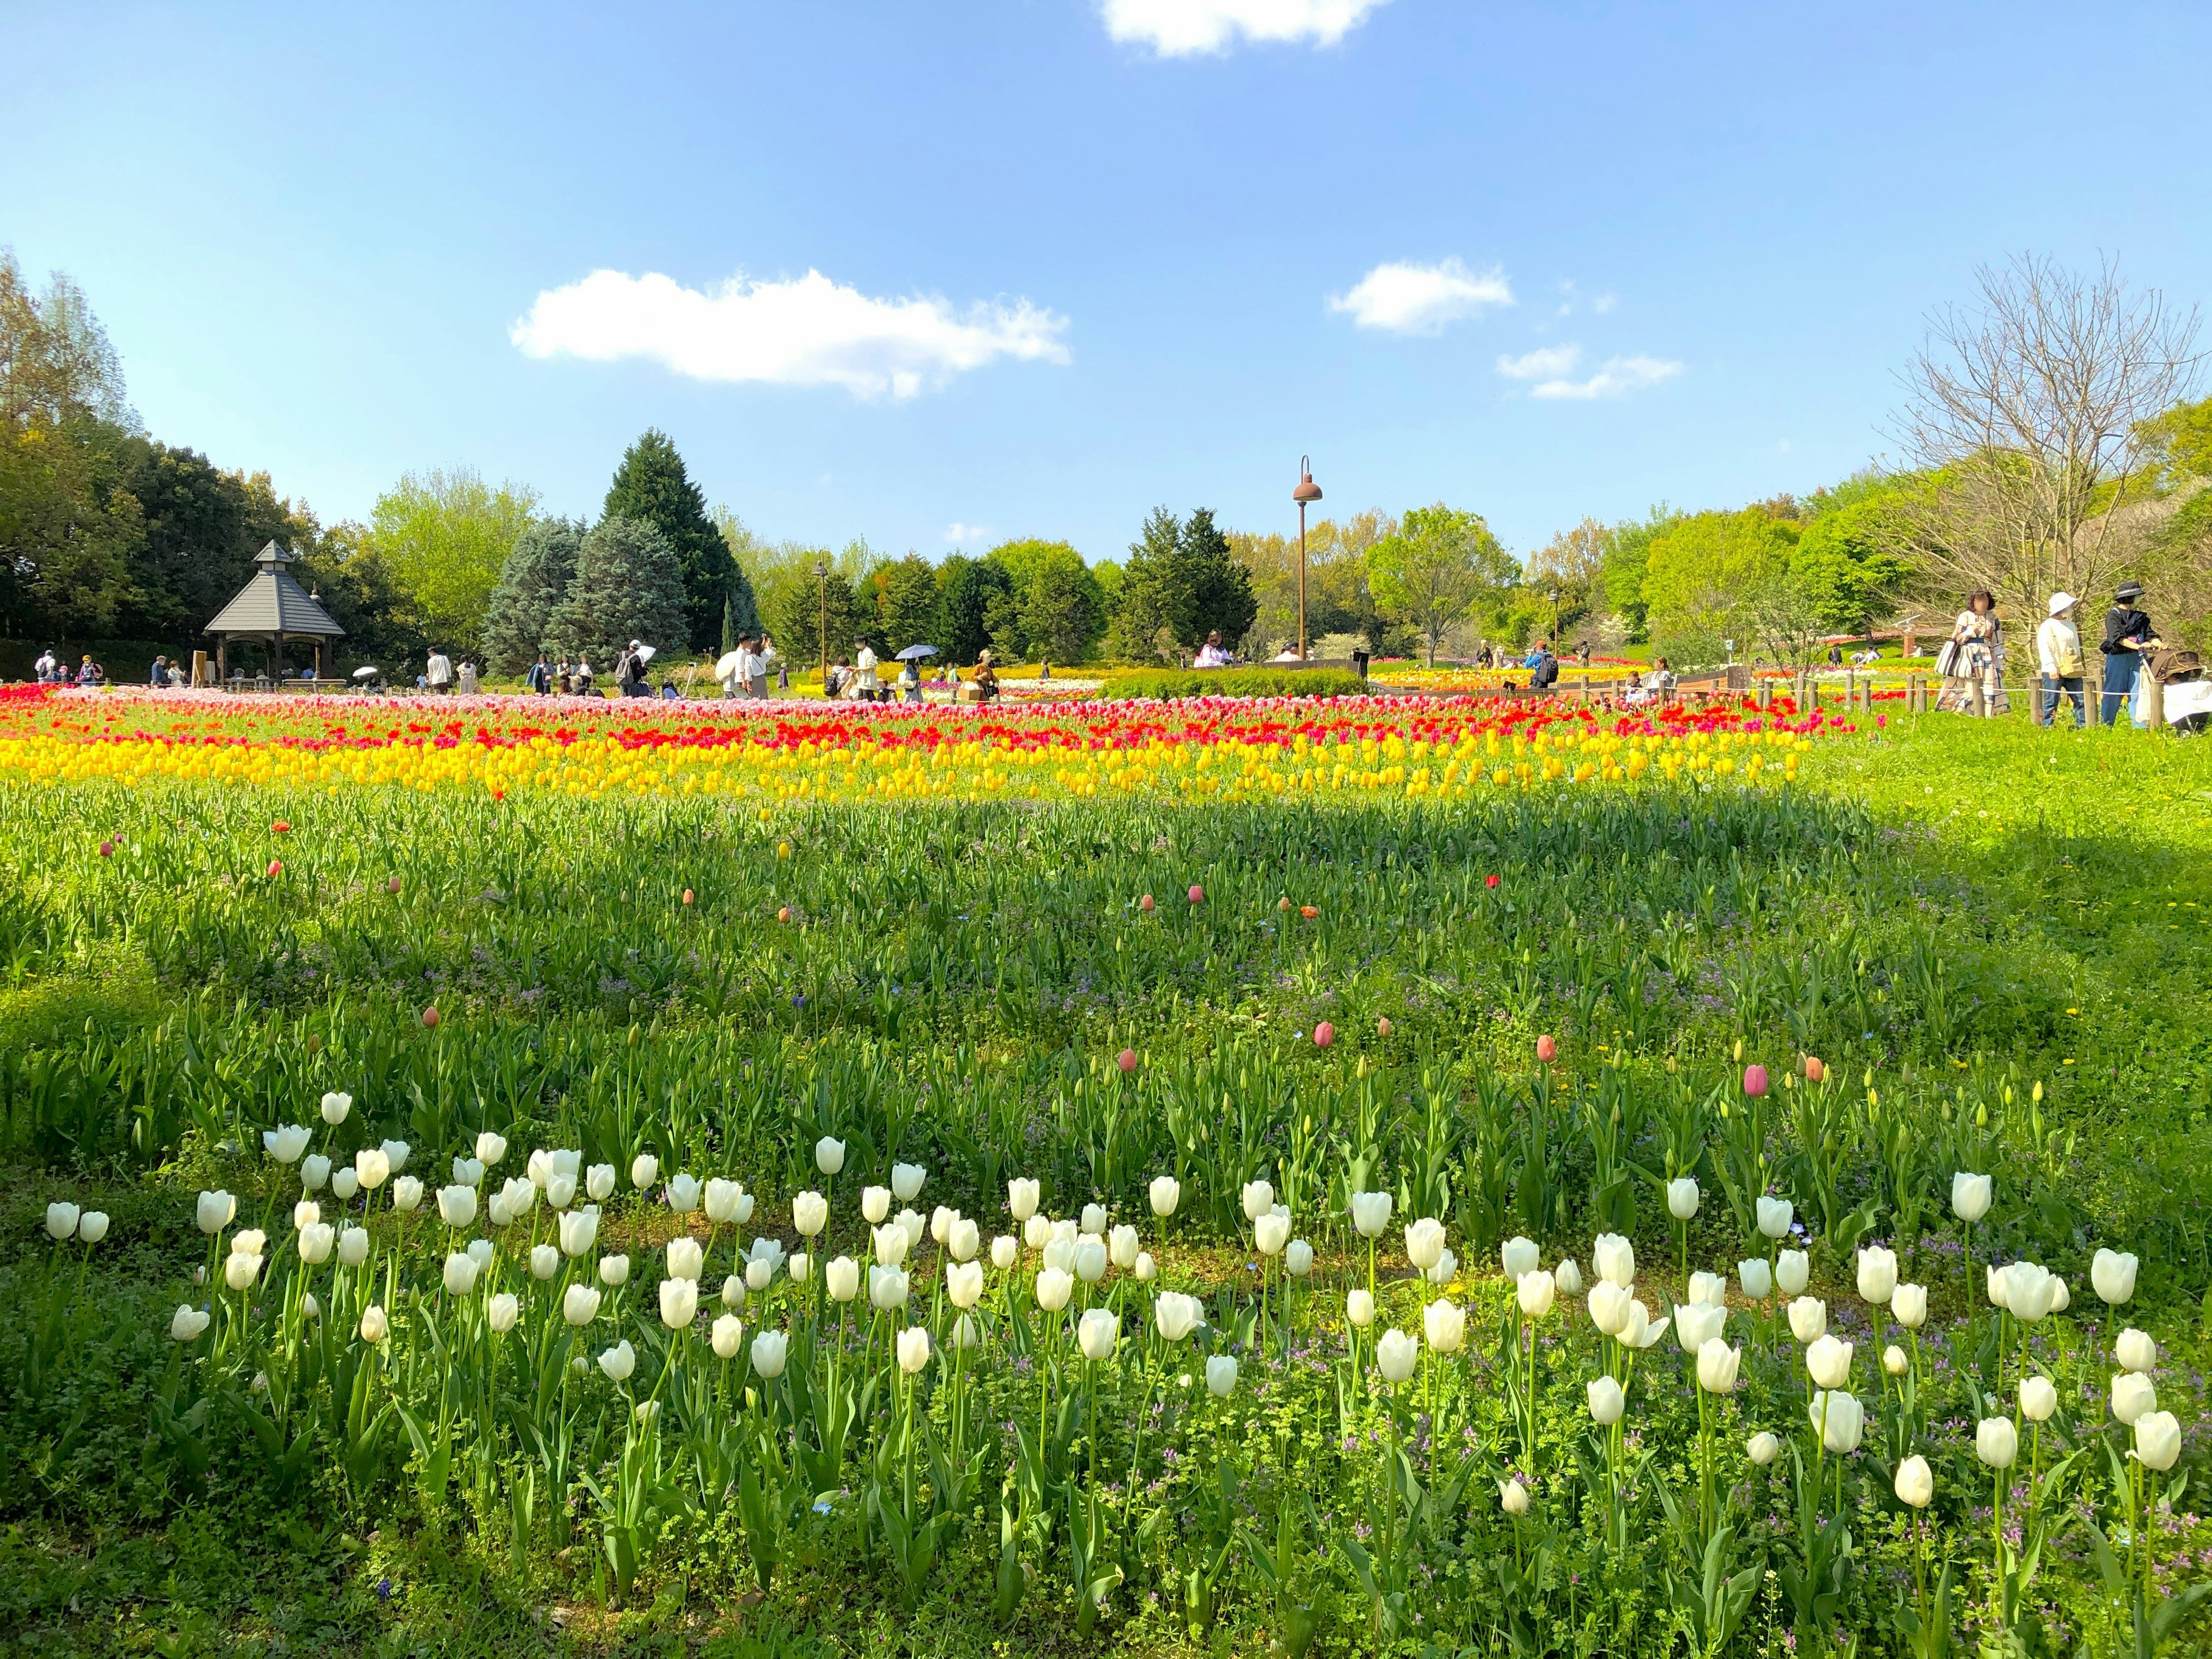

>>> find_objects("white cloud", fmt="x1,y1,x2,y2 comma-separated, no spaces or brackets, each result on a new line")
1592,292,1618,313
1101,0,1387,55
1329,258,1512,335
1496,344,1581,381
1529,354,1682,400
944,522,993,545
511,267,1070,400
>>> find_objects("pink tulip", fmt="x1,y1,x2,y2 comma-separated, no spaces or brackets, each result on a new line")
1313,1022,1334,1048
99,840,114,857
387,876,402,893
1116,1048,1137,1074
682,888,695,906
1377,1016,1392,1038
267,859,283,878
1536,1035,1556,1063
1744,1064,1768,1096
423,1005,441,1029
1188,885,1204,904
1804,1056,1825,1084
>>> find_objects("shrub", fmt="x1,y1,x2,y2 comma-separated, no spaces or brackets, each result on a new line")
1096,666,1368,700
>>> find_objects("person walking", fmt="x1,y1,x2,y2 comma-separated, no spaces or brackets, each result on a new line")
1941,592,2000,715
855,639,881,702
526,653,553,695
457,658,479,695
746,637,770,700
2099,580,2153,728
426,646,453,695
616,640,651,698
1528,641,1560,692
2036,593,2086,729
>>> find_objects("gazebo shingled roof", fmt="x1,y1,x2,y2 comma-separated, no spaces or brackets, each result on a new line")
205,541,346,640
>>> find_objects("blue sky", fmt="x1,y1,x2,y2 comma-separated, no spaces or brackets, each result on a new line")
9,1,2210,563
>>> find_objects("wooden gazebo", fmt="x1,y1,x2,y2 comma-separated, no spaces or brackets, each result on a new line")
204,541,345,683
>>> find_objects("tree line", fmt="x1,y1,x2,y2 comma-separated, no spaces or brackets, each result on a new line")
9,247,2210,677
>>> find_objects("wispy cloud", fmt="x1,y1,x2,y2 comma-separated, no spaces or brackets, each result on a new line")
1101,0,1387,55
1528,353,1682,400
1496,345,1582,381
1330,258,1512,335
944,522,992,545
511,267,1070,400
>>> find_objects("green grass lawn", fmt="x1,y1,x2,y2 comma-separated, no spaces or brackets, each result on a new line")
3,708,2210,1657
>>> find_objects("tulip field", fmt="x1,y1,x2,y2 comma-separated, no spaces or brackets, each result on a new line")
5,686,2212,1658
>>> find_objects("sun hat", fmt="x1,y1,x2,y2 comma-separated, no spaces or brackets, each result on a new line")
2048,592,2078,616
2115,581,2144,601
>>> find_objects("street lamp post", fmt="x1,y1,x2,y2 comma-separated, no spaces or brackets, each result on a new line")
814,561,828,695
1548,588,1560,646
1293,457,1323,661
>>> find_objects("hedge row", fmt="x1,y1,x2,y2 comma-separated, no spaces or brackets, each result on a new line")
1096,667,1370,700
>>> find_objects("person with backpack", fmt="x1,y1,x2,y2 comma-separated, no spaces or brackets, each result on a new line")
2036,593,2086,728
1529,641,1560,692
2099,581,2153,728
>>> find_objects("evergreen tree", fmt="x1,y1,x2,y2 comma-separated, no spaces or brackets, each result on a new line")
1107,506,1257,658
482,517,583,673
767,565,859,674
1106,506,1185,660
937,554,1012,667
603,429,753,652
1177,507,1257,649
549,515,687,670
869,553,942,656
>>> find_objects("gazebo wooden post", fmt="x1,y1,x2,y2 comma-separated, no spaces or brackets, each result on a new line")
217,640,226,681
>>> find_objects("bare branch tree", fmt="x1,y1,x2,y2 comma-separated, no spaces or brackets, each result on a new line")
1892,253,2202,615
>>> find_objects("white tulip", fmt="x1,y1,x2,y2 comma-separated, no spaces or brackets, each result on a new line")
1135,1251,1157,1281
1895,1455,1934,1508
442,1251,480,1295
630,1153,659,1190
1150,1175,1180,1217
930,1205,955,1246
1346,1287,1376,1328
1619,1300,1669,1350
1855,1247,1897,1306
196,1190,237,1234
825,1256,860,1302
391,1176,424,1214
1588,1281,1633,1337
1808,1390,1865,1453
263,1123,312,1164
896,1209,925,1256
1951,1172,1992,1224
947,1260,985,1309
2134,1410,2182,1472
1806,1335,1854,1390
476,1131,507,1165
467,1237,495,1274
2116,1328,2158,1374
450,1156,484,1190
1350,1190,1392,1238
1884,1343,1909,1376
896,1324,933,1374
225,1252,263,1291
293,1199,321,1232
598,1340,637,1382
868,1265,909,1311
1891,1282,1928,1328
359,1304,388,1343
1404,1218,1446,1271
1588,1375,1625,1425
1241,1180,1274,1222
1376,1328,1419,1382
891,1161,926,1202
1008,1177,1040,1221
1206,1354,1238,1396
436,1184,477,1229
751,1330,788,1378
1155,1291,1202,1341
337,1225,370,1267
1516,1270,1555,1319
703,1178,743,1223
873,1222,910,1268
2111,1371,2158,1426
1080,1202,1108,1236
791,1191,828,1237
1756,1196,1794,1239
231,1228,267,1259
1423,1297,1466,1354
814,1137,845,1176
1747,1431,1780,1465
1254,1214,1289,1256
600,1253,630,1286
319,1091,352,1126
44,1202,79,1242
1077,1308,1118,1361
1688,1270,1727,1307
1109,1224,1141,1269
665,1174,700,1215
300,1156,331,1194
1024,1214,1054,1252
862,1185,892,1225
1738,1257,1772,1300
1975,1416,2017,1469
1499,1478,1530,1514
1501,1236,1541,1279
2004,1262,2059,1323
1554,1259,1583,1296
1592,1233,1635,1287
1787,1297,1827,1344
1697,1338,1741,1393
1666,1176,1700,1219
711,1313,745,1358
660,1276,699,1330
551,1206,593,1259
1074,1238,1108,1283
354,1149,390,1190
1422,1247,1456,1286
487,1293,520,1334
1675,1300,1726,1352
1286,1238,1314,1278
667,1237,704,1281
171,1304,211,1342
332,1168,361,1200
528,1243,559,1280
721,1274,745,1308
2020,1374,2057,1423
2092,1248,2138,1306
1776,1250,1810,1297
991,1234,1018,1270
949,1218,980,1263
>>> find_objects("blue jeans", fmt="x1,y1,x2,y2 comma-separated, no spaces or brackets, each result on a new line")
2040,674,2085,728
2101,653,2140,726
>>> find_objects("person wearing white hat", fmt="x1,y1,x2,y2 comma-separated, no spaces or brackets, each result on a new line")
2036,593,2086,729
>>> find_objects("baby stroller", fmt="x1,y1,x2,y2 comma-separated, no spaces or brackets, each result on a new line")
2150,647,2211,734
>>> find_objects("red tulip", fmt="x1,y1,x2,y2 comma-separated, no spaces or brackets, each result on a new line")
1377,1016,1392,1037
98,840,114,857
387,876,402,893
1299,904,1319,919
1116,1048,1137,1074
778,906,791,923
1536,1034,1556,1063
266,859,283,878
682,888,695,906
1188,885,1204,904
1485,874,1501,889
1803,1055,1825,1083
1139,893,1155,912
1313,1022,1334,1048
422,1005,441,1028
1744,1064,1768,1096
271,819,291,834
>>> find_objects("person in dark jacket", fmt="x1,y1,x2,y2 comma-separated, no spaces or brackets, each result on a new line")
1529,642,1560,691
2099,581,2153,728
525,654,552,695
